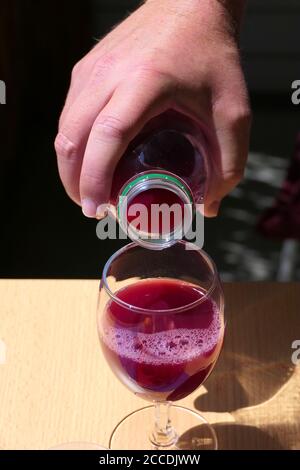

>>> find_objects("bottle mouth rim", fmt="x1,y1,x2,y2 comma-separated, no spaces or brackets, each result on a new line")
116,172,194,249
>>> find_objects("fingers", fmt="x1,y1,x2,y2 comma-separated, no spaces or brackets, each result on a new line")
54,82,113,205
206,86,251,217
79,73,172,218
58,54,109,129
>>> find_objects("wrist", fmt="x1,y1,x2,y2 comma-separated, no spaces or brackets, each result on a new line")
145,0,246,38
216,0,247,33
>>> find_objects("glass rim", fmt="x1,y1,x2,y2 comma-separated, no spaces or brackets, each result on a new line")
101,241,219,314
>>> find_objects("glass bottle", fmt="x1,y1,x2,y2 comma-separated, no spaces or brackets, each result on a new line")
108,110,209,249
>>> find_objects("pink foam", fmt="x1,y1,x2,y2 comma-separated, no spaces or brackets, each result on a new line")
101,308,222,366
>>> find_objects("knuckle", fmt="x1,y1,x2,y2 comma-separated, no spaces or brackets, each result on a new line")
130,63,174,101
98,52,116,68
224,104,252,130
133,61,172,84
71,61,82,79
221,168,244,185
80,170,107,195
54,133,77,160
92,115,131,142
134,63,161,79
81,171,102,186
91,54,116,79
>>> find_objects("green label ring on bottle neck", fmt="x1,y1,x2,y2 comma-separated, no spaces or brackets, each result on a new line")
118,172,193,214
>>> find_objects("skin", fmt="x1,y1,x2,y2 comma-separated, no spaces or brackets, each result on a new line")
55,0,251,218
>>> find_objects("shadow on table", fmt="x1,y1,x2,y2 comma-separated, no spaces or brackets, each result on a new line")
213,423,285,450
178,423,284,450
194,284,298,413
194,352,295,413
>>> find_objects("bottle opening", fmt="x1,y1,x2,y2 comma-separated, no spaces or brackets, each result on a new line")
127,188,184,234
117,172,194,250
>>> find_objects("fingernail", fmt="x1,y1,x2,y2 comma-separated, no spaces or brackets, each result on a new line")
96,204,108,220
82,198,97,218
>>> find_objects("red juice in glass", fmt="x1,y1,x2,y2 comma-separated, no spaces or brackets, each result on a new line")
99,278,224,402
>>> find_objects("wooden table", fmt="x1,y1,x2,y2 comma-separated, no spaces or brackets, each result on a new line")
0,281,299,450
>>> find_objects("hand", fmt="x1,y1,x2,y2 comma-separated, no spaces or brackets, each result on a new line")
55,0,251,218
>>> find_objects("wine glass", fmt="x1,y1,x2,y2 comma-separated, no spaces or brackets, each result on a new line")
97,241,224,450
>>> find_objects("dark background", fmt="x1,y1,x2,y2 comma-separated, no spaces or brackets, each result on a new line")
0,0,299,280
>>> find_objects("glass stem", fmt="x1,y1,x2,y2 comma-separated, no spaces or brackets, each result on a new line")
150,401,177,448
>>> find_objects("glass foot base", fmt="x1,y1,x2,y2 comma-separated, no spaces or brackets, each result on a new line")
109,405,217,450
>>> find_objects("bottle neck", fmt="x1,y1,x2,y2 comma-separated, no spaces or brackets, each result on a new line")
117,172,194,250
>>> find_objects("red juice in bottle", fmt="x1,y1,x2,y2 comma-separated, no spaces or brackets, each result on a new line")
108,110,209,249
99,278,224,402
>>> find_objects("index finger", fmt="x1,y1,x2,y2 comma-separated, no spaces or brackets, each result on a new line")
80,72,173,217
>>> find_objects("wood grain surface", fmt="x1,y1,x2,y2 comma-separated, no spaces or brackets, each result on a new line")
0,280,299,450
